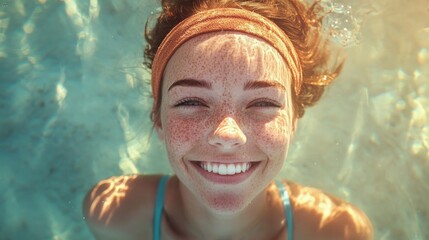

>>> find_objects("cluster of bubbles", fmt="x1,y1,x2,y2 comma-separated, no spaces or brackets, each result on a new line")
319,0,361,47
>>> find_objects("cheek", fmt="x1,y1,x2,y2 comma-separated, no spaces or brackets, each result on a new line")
163,111,208,156
253,113,292,157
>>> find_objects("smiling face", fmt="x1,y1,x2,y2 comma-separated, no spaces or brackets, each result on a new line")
156,32,297,214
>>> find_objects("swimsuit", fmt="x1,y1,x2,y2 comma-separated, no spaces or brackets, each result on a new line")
153,176,294,240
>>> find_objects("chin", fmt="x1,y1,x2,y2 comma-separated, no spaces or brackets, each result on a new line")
202,192,254,216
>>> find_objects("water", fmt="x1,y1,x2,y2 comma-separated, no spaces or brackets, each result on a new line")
0,0,428,239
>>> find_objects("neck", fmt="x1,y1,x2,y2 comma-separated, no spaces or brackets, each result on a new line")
165,177,284,240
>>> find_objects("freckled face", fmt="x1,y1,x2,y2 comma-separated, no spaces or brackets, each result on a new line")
157,32,296,214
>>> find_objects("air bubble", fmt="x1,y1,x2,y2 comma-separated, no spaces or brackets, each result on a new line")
320,0,361,47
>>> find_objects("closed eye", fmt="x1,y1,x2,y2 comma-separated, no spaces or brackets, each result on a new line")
248,99,281,108
174,98,208,107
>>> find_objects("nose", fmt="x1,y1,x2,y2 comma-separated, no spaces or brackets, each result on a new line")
208,117,247,149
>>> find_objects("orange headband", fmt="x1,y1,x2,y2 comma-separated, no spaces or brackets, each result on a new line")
151,8,303,104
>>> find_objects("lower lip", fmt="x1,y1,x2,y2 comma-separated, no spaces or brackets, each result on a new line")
191,162,260,184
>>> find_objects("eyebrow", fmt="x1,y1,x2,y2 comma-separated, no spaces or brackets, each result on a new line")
168,79,212,91
167,78,286,92
243,80,286,91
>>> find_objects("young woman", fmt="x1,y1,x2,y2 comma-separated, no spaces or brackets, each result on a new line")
83,0,374,239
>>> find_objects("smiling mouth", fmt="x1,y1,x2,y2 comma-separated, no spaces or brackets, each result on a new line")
195,161,257,176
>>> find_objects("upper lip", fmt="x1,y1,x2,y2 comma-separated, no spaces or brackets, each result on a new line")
189,159,263,164
187,154,265,163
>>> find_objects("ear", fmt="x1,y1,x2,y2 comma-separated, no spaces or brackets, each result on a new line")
292,116,298,134
155,122,164,142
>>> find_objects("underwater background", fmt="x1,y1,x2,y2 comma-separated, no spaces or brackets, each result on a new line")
0,0,428,239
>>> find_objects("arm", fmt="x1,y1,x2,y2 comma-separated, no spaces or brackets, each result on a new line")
82,175,160,240
286,181,374,240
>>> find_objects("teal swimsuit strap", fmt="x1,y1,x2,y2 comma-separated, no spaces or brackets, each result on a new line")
275,179,294,240
153,175,169,240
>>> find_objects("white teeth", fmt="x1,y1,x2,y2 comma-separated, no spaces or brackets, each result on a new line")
219,164,227,175
236,164,242,173
200,162,252,175
227,164,235,175
213,164,218,173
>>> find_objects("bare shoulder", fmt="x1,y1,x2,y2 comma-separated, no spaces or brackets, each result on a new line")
285,181,374,240
82,174,165,239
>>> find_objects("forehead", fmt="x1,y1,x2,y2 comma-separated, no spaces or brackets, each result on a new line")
163,32,290,87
